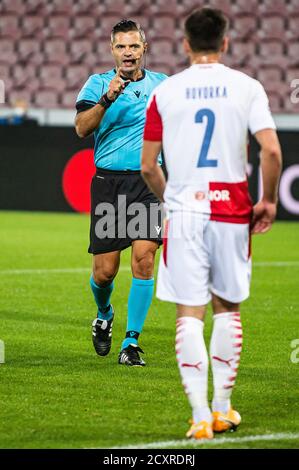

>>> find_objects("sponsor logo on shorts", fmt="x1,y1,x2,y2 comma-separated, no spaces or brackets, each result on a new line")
195,190,231,202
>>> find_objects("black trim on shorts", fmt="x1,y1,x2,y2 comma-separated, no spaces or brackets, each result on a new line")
96,167,141,175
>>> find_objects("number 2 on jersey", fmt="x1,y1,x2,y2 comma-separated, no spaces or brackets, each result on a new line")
195,108,218,167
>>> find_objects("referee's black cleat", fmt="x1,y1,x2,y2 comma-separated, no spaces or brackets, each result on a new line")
92,306,114,356
118,344,146,367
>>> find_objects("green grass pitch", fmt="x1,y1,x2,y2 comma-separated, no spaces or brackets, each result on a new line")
0,211,298,449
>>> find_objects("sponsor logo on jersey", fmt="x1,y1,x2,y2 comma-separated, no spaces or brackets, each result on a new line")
195,190,231,202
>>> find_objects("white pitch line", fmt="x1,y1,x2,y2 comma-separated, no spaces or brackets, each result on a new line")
255,261,299,267
107,432,299,449
0,266,131,275
0,261,298,275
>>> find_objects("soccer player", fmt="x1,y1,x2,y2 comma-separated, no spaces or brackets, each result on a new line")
142,8,282,438
75,20,167,366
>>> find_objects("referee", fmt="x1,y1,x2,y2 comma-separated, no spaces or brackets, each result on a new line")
75,20,167,366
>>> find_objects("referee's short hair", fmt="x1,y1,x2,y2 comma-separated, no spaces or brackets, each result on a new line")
111,19,146,44
184,7,229,53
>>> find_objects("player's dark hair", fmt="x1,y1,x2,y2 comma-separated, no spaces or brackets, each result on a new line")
111,19,146,43
184,7,228,53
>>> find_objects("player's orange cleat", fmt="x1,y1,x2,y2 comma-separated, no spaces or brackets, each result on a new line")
186,420,214,440
212,409,241,433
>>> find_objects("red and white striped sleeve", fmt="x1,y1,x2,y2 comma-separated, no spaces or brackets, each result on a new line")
143,94,163,141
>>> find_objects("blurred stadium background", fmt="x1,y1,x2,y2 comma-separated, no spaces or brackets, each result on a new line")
0,0,298,450
0,0,298,217
0,0,299,112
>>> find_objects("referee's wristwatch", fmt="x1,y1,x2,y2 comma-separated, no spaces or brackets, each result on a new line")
98,93,114,109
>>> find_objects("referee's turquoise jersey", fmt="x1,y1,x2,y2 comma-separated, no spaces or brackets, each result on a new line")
76,69,167,170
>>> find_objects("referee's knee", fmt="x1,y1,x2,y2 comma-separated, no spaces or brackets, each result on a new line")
92,266,117,286
132,252,155,279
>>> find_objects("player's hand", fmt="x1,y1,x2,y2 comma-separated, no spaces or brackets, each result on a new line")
107,68,130,101
251,200,277,234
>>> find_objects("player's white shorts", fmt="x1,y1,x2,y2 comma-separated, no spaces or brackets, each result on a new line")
157,212,252,306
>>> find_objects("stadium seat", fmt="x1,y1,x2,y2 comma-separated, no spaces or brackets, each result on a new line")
69,39,95,65
46,15,71,39
148,15,176,41
43,38,68,64
0,14,21,40
174,39,190,63
128,0,152,15
285,68,299,87
231,14,258,42
233,0,259,15
98,14,124,38
95,14,149,45
287,15,299,40
257,65,284,93
72,15,97,39
179,1,206,15
126,15,150,31
287,0,299,14
34,88,59,108
143,58,173,76
151,0,179,17
252,39,288,68
0,0,25,15
39,63,65,92
288,40,299,67
25,0,48,15
9,89,33,106
94,41,114,61
230,40,256,67
259,39,285,58
21,15,45,39
65,65,89,90
0,37,17,65
259,0,288,16
101,0,131,15
91,61,116,75
149,39,174,63
208,0,233,18
17,38,43,64
48,0,74,15
40,76,65,93
235,64,257,79
60,90,78,109
13,64,39,91
0,62,11,80
74,0,105,15
258,15,286,41
268,91,283,113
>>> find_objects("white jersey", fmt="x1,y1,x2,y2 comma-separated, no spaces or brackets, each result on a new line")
144,63,276,224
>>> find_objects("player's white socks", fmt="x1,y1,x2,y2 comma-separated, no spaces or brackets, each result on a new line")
176,316,212,424
210,312,243,414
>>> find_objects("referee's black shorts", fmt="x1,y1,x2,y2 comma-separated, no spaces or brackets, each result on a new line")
89,167,163,254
